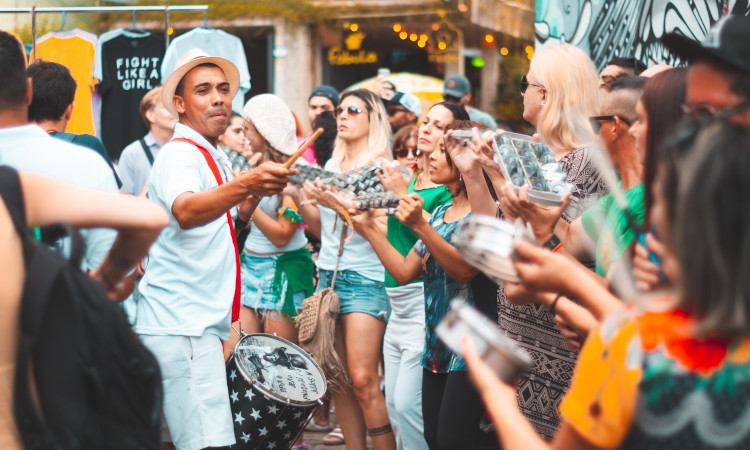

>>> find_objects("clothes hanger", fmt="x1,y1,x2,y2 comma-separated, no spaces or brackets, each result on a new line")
125,11,149,35
53,12,72,33
199,11,216,30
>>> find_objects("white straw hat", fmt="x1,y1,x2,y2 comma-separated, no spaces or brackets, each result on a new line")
242,94,298,156
161,48,240,117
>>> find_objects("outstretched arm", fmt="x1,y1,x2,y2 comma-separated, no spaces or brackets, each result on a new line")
19,171,169,300
351,209,422,286
172,162,296,229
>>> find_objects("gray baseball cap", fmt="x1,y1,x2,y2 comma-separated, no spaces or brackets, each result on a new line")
443,74,471,98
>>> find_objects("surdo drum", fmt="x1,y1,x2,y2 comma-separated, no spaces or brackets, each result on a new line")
226,333,327,449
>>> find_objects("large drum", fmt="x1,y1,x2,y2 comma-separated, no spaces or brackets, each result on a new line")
226,333,327,449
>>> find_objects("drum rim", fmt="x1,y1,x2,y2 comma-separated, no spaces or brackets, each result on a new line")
231,333,328,405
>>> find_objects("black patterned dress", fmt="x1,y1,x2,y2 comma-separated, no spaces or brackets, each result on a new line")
497,147,610,439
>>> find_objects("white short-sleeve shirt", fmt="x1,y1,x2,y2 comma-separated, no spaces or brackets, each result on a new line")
136,123,237,339
0,124,118,271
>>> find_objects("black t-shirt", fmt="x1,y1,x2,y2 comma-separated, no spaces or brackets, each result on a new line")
98,33,163,162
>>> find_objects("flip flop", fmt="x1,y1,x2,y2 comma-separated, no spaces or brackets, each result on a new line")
305,416,333,432
322,427,344,445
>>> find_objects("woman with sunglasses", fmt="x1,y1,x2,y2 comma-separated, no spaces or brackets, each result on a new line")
494,44,610,440
375,102,467,450
392,125,419,175
352,120,498,450
292,88,395,450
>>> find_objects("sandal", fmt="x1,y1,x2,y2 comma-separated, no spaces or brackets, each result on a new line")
322,427,344,445
305,416,333,432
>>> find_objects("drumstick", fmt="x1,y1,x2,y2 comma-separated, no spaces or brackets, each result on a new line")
238,128,324,176
284,128,324,168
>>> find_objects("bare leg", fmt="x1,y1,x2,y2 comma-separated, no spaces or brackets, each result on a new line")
240,305,263,334
332,322,368,450
342,313,395,450
263,310,300,344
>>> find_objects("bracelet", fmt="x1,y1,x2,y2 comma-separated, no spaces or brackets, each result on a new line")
543,234,563,252
550,294,563,316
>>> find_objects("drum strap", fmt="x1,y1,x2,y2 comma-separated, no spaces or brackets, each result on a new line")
329,223,348,290
171,137,241,322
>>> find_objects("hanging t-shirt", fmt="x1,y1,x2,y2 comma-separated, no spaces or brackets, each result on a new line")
161,27,251,113
31,29,97,136
97,31,163,161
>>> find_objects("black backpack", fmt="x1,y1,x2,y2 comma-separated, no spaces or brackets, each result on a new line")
0,166,162,450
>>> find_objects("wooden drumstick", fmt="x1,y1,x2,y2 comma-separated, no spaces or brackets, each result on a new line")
284,128,324,168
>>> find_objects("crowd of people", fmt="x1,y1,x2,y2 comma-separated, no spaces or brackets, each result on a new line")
2,12,750,450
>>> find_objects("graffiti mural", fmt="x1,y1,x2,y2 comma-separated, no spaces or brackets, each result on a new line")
535,0,750,69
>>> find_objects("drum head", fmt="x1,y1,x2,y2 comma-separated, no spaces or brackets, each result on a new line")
233,333,327,404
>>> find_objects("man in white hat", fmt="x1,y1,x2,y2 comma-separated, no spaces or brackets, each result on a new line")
135,49,296,450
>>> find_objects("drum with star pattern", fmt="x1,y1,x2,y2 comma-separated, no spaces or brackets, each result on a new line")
226,333,327,449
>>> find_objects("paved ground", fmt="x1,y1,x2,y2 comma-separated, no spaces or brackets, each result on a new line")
297,411,372,450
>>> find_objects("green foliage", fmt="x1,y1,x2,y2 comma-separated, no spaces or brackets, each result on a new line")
494,54,532,133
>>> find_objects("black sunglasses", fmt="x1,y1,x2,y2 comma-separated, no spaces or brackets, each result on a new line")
335,105,363,118
442,94,461,103
395,147,420,158
520,75,544,94
589,115,632,133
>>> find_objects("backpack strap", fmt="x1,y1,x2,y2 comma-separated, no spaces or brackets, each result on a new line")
140,138,155,166
171,137,241,322
0,166,27,234
0,166,63,445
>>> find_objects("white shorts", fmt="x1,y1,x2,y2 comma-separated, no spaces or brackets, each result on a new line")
140,334,236,450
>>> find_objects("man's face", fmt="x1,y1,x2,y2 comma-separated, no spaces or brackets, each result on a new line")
308,96,334,124
148,99,177,133
685,61,743,116
386,104,415,133
174,65,231,141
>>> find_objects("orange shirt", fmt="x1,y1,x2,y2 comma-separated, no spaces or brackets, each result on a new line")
30,30,97,136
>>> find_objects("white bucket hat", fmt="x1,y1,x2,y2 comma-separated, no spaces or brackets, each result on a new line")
242,94,298,156
161,48,240,117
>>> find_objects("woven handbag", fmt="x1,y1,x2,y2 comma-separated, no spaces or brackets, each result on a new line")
296,224,351,393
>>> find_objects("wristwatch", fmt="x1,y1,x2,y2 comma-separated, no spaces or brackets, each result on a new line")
234,214,252,229
542,234,562,252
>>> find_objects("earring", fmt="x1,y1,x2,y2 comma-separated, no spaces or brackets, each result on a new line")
459,173,463,182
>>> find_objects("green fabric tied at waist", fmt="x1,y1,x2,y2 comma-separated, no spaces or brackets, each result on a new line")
272,247,314,318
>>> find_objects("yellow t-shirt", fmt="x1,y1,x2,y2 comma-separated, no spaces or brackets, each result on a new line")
30,30,97,136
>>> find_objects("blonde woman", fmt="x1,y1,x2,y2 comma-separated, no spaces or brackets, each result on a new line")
293,89,395,450
498,44,611,439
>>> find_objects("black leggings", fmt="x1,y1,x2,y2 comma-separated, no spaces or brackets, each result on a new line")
422,369,485,450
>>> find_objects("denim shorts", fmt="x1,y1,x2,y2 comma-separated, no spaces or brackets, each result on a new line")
317,269,390,322
241,253,305,311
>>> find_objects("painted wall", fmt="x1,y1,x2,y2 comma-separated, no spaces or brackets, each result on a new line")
535,0,750,69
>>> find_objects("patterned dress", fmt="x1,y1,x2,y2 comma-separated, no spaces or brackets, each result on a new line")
498,146,610,439
561,304,750,449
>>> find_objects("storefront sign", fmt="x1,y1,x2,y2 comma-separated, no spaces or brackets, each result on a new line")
427,22,462,64
328,31,379,66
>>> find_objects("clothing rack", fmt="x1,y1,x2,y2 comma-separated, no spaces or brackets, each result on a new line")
0,5,210,56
